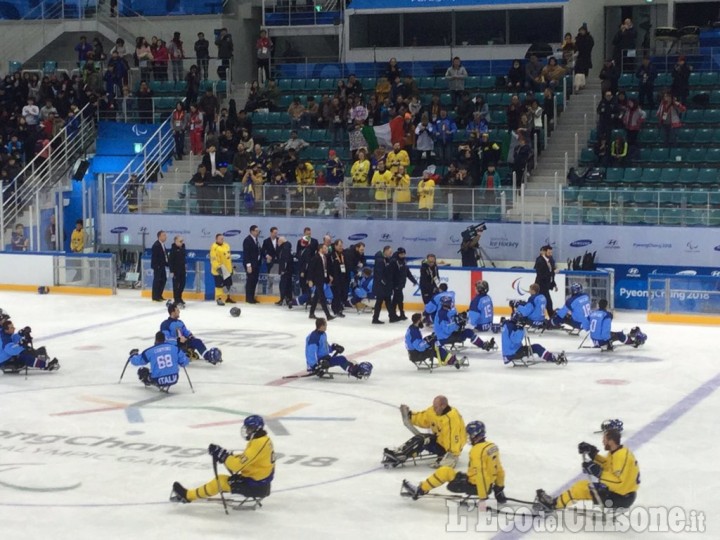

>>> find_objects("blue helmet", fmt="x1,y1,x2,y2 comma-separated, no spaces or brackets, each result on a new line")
242,415,265,440
205,347,222,364
570,282,583,295
466,420,486,441
598,418,624,433
356,361,373,378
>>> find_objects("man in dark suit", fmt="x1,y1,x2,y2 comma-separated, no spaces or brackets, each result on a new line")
419,253,440,323
243,225,262,304
150,230,168,302
262,226,280,299
277,236,294,308
534,244,557,316
296,226,318,296
168,235,187,307
372,245,394,324
307,243,334,320
330,239,348,318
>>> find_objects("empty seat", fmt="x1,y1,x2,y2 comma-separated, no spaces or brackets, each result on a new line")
563,187,579,203
688,72,702,87
660,207,683,226
277,79,293,91
640,167,661,185
319,78,335,90
677,168,699,185
684,110,704,124
694,128,713,144
685,208,709,226
579,148,596,166
705,148,720,163
643,208,660,224
465,76,481,90
633,188,655,205
701,72,720,86
621,167,642,185
563,206,582,224
659,167,680,187
479,76,496,89
696,168,719,186
621,207,645,225
584,207,608,224
686,148,706,164
676,128,695,144
638,128,659,145
688,191,710,207
605,167,624,183
619,73,635,88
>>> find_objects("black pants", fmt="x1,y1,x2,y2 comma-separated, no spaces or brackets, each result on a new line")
198,57,209,80
280,272,293,302
390,289,405,317
173,131,184,157
372,292,391,321
172,272,186,303
447,473,477,496
331,276,348,314
309,283,331,317
638,84,655,108
538,285,554,315
246,268,259,301
152,267,167,300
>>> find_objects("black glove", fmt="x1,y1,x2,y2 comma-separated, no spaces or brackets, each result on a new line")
316,356,331,372
128,348,139,358
208,443,230,463
578,442,599,459
330,343,345,354
423,333,437,347
582,461,602,477
493,485,507,504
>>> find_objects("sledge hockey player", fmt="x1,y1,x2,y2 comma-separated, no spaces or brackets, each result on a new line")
405,313,462,369
161,302,222,364
468,280,494,331
588,300,647,350
210,233,237,306
0,319,60,372
171,415,274,504
423,283,453,323
129,331,189,389
290,283,334,309
596,418,624,434
383,396,466,468
0,308,9,325
402,420,507,504
510,283,547,329
501,314,567,365
305,317,373,379
434,296,495,351
534,426,639,513
350,267,375,312
549,282,592,332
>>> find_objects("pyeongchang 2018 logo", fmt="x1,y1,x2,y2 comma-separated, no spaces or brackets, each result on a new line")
511,278,530,295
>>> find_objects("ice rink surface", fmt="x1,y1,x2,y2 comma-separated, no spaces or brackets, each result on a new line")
0,291,716,539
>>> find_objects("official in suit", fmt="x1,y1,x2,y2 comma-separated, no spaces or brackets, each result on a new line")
534,244,557,315
151,230,168,302
307,243,333,320
296,226,319,296
243,225,262,304
168,235,187,306
277,236,294,307
372,245,394,324
262,226,280,298
330,239,348,317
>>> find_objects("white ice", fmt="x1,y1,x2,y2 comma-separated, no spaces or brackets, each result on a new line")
0,291,716,539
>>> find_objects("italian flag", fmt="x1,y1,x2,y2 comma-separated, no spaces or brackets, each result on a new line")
360,123,392,152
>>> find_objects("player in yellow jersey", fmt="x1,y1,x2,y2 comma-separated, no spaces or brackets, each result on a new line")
383,395,466,468
402,420,507,503
171,415,274,503
210,233,236,306
534,423,639,512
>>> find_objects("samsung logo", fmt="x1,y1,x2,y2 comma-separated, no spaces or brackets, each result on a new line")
110,226,128,234
223,229,242,237
570,239,593,248
348,233,368,241
714,245,720,251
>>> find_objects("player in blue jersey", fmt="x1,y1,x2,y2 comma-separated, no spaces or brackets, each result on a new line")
501,314,567,365
550,282,592,332
424,283,454,323
0,319,59,372
434,296,495,351
588,299,647,350
130,331,190,389
468,280,494,331
161,302,222,364
305,318,373,379
511,283,547,329
405,313,461,368
350,267,375,312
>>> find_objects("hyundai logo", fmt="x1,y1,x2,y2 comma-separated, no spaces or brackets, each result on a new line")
570,239,593,248
348,233,368,241
110,226,128,233
223,229,242,237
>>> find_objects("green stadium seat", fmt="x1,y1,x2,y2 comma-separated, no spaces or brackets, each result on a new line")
657,190,674,206
563,206,582,224
676,128,695,144
643,208,660,224
577,188,596,204
638,128,659,145
500,93,512,106
290,79,306,91
491,110,507,125
486,93,503,106
660,207,683,225
686,148,706,165
419,77,435,90
588,129,598,145
464,76,480,90
319,78,335,90
688,191,710,207
669,189,689,206
440,93,453,107
649,147,669,164
634,148,653,163
584,207,608,224
360,77,376,90
710,209,720,226
705,148,720,164
704,109,720,124
684,109,704,124
479,76,495,89
579,148,596,166
701,72,720,86
667,147,685,164
640,168,661,185
678,168,699,185
711,90,720,105
633,188,654,205
277,112,291,124
712,128,720,144
563,187,579,203
610,128,627,141
605,167,624,184
621,167,642,185
149,81,163,94
619,73,635,88
253,128,267,140
685,208,709,226
696,168,719,187
278,95,293,108
656,73,672,86
593,188,612,205
253,112,270,125
166,200,184,214
659,167,680,187
216,80,227,94
277,79,293,91
199,79,214,92
694,128,713,144
621,207,645,225
689,72,702,87
266,129,282,142
174,80,187,93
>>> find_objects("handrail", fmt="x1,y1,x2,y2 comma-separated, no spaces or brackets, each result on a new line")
1,102,96,231
110,111,177,213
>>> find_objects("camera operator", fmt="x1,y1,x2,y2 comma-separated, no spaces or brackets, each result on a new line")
460,235,480,267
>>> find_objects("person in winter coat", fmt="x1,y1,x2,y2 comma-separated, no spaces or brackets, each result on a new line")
656,92,686,147
622,99,645,147
574,25,594,78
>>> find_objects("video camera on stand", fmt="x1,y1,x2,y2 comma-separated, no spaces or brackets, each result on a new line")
460,222,487,243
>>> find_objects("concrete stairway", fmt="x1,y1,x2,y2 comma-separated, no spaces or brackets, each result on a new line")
512,78,602,221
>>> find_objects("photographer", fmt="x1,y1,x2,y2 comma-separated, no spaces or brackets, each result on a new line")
1,320,60,372
459,222,487,268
